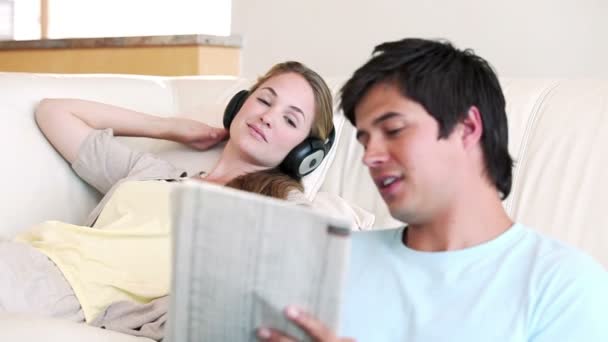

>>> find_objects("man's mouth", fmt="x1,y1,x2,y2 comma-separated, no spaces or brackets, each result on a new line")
374,174,404,196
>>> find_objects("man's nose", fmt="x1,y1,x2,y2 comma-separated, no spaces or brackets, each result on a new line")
362,139,389,168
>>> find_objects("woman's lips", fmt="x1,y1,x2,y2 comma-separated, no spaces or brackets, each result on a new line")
247,124,267,142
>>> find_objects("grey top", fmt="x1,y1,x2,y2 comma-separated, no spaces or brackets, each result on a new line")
71,129,307,227
72,129,190,227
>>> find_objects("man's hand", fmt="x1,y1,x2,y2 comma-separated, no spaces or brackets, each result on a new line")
257,306,355,342
169,117,228,150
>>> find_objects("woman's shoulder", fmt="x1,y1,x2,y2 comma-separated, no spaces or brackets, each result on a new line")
73,129,186,193
285,189,310,205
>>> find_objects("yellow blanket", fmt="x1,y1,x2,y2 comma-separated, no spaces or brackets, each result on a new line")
16,181,173,322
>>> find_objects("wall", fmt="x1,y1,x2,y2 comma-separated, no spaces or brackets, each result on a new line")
231,0,608,79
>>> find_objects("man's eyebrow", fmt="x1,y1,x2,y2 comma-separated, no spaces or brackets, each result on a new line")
356,112,403,140
372,112,402,125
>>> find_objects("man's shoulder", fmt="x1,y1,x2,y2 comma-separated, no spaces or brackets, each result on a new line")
516,225,608,340
516,223,606,287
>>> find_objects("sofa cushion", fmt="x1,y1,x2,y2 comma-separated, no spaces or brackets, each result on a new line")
0,314,154,342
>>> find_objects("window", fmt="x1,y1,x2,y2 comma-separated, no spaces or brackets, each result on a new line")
9,0,231,41
13,0,40,40
0,0,15,40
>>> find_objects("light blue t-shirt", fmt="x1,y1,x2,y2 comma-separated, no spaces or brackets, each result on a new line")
339,224,608,341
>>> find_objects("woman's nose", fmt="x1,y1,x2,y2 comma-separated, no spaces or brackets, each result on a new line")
259,112,272,128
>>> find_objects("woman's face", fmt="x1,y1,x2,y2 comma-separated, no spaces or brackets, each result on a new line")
229,72,316,168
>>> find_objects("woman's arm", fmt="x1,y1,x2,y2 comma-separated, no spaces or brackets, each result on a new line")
35,98,227,164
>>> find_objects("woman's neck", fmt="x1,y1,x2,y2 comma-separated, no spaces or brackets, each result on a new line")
203,142,267,185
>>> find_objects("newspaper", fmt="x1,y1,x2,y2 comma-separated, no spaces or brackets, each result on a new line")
167,181,351,342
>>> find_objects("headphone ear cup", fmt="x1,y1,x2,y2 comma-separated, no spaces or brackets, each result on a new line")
280,138,326,179
223,90,249,129
280,127,336,178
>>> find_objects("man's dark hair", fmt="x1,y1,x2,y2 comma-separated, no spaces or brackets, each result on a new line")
340,38,513,199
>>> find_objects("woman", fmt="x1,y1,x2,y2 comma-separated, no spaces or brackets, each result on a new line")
0,61,334,325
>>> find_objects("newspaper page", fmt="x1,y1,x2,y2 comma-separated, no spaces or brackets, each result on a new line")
167,181,351,342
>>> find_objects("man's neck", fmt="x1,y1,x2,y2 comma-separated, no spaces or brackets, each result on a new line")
404,185,513,252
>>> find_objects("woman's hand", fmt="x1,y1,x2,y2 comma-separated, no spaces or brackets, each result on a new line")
168,117,228,150
257,306,355,342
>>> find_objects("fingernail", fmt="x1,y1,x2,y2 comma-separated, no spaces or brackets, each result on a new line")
257,328,271,339
286,306,299,319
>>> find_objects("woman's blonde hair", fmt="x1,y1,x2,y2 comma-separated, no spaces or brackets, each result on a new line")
226,61,334,199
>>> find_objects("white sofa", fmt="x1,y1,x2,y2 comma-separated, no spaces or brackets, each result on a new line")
0,73,606,341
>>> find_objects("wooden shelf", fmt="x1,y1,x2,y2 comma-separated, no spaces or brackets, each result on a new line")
0,34,241,76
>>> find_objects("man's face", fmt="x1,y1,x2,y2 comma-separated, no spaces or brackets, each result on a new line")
354,82,463,224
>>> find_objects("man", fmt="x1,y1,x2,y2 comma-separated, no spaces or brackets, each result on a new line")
257,38,608,341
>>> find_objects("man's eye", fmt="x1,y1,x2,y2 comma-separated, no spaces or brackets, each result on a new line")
357,139,368,150
386,128,403,136
284,116,297,128
257,98,270,106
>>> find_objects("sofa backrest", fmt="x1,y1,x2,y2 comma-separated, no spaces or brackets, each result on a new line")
0,73,346,237
0,73,177,236
503,79,608,268
1,73,606,268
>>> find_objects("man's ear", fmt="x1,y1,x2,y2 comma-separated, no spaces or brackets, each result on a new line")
460,106,483,149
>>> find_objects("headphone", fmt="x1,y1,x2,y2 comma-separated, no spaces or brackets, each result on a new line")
223,90,335,179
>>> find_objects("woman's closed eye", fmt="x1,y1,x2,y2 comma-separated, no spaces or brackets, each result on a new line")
257,97,271,106
284,115,297,128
